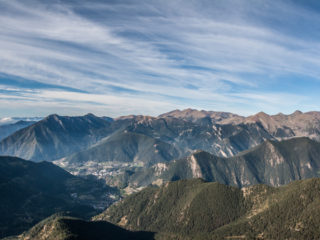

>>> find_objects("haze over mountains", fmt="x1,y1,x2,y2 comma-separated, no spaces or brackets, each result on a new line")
0,121,36,141
0,117,43,126
0,114,112,162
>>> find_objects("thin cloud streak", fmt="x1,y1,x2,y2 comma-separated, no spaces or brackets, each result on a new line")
0,0,320,116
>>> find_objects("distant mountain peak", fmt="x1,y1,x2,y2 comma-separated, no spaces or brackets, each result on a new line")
45,113,60,120
292,110,303,115
250,111,271,120
116,115,156,122
85,113,97,117
159,108,244,124
246,111,274,129
160,108,212,117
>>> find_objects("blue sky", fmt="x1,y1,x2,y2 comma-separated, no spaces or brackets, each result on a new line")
1,0,320,117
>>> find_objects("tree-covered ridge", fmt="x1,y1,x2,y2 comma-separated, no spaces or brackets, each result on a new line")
96,178,320,240
4,214,155,240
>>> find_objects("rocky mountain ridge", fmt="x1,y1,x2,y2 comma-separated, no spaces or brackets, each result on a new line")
114,137,320,188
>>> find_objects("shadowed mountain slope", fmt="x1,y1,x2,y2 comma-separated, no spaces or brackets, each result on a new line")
0,156,119,238
5,214,154,240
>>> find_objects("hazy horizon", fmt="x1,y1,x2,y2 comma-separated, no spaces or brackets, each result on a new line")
0,108,314,121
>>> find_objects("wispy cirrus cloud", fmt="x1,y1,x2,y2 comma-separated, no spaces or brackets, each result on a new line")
1,0,320,117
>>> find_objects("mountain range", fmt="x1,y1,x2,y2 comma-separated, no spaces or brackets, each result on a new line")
122,137,320,188
2,109,320,239
3,109,320,163
1,109,320,191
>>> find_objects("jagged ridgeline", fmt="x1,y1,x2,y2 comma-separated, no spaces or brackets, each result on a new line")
2,110,320,191
117,137,320,188
2,109,320,164
2,109,320,239
96,178,320,240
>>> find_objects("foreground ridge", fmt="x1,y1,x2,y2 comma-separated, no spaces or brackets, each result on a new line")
5,178,320,240
5,214,154,240
96,178,320,240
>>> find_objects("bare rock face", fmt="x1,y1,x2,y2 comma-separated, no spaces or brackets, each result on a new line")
124,137,320,188
243,110,320,140
159,108,245,124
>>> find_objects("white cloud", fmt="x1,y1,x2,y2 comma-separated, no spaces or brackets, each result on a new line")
0,0,320,116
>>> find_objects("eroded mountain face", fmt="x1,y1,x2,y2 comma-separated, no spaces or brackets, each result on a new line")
113,137,320,188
